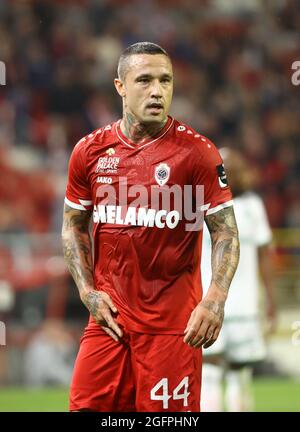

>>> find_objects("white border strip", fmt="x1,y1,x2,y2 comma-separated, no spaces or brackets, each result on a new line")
198,203,211,212
79,199,93,206
65,197,86,211
206,200,234,215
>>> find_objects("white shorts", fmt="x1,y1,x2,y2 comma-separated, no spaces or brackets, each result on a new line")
203,317,266,364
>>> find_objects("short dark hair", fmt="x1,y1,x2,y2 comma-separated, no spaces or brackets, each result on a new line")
117,42,170,80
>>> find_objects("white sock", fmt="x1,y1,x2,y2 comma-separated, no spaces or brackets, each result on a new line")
201,363,223,412
225,368,254,412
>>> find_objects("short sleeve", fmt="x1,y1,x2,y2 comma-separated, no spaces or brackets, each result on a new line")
65,140,93,211
251,194,272,246
193,139,233,215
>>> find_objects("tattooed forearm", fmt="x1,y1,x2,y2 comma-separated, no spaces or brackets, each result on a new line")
79,290,108,322
82,290,99,316
205,206,240,297
62,204,94,294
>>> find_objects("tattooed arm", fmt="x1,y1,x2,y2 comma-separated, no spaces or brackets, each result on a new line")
184,206,240,348
61,204,123,341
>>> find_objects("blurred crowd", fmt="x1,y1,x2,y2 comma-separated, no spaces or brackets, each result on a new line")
0,0,299,321
0,0,299,386
0,0,299,235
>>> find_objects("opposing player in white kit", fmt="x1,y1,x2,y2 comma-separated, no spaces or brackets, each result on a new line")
201,148,276,411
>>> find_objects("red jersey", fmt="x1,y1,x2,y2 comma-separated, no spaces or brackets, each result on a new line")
65,116,232,334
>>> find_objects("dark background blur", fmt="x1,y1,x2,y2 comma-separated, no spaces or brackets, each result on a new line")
0,0,299,393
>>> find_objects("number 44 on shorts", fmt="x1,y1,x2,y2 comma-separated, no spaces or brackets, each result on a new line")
150,377,190,409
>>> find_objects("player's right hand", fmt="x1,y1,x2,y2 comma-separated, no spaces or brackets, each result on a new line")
183,296,225,349
81,289,123,342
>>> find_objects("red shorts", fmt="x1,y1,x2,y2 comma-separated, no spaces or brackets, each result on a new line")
70,323,202,412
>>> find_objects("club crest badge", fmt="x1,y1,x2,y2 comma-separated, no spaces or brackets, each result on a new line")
155,163,170,186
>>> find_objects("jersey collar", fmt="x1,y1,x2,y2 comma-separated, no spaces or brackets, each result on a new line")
116,116,174,150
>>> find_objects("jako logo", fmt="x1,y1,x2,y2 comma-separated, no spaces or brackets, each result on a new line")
96,176,112,184
291,61,300,86
0,61,6,85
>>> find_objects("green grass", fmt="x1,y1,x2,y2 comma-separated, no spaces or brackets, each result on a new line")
0,387,69,412
0,379,299,411
253,378,300,412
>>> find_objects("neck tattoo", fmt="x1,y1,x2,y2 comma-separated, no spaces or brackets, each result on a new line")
121,112,167,144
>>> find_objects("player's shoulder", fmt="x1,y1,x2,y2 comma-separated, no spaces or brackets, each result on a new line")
241,191,263,205
172,118,218,158
239,191,266,214
73,121,118,154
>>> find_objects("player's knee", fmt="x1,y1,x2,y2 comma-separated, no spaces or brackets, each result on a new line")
203,354,223,366
228,361,257,370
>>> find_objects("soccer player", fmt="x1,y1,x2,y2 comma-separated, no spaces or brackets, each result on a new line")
201,148,276,412
62,42,240,412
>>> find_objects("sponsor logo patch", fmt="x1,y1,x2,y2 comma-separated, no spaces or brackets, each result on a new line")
93,204,180,229
106,147,115,156
95,155,120,174
216,164,228,188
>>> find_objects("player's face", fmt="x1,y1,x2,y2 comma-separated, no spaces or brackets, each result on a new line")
115,54,173,124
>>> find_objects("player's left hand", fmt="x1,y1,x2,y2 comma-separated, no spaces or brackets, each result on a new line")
183,297,225,349
266,299,277,335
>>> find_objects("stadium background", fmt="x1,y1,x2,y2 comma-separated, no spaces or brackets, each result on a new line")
0,0,299,411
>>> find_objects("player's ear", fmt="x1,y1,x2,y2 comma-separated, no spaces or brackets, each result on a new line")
114,78,126,98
